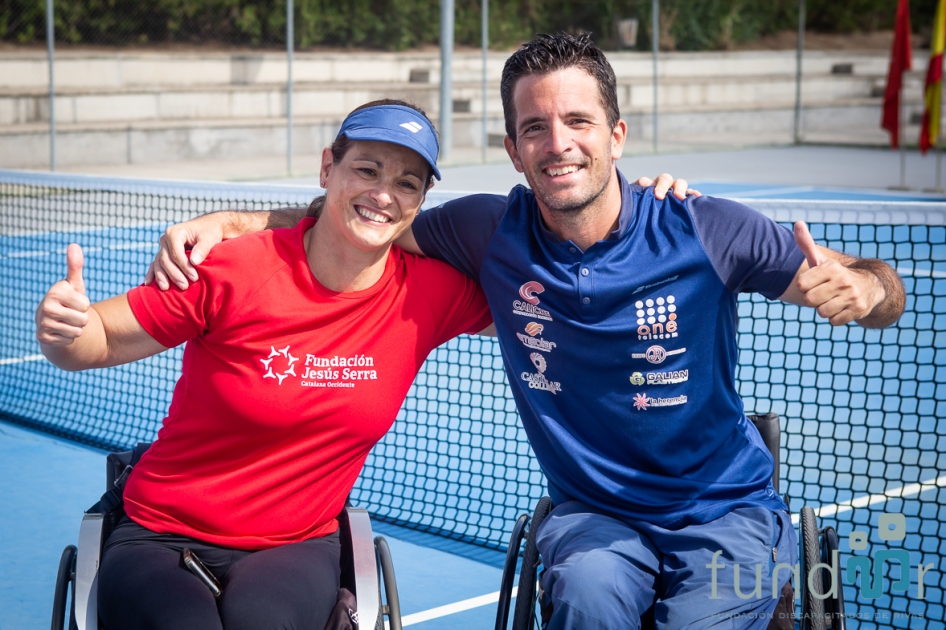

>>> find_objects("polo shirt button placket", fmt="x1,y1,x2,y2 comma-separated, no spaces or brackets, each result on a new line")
578,263,592,307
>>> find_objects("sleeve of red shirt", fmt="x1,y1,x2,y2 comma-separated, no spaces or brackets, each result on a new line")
404,253,493,347
125,240,252,348
126,277,214,349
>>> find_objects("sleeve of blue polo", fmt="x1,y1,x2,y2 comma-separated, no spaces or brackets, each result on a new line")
411,193,507,282
686,195,807,300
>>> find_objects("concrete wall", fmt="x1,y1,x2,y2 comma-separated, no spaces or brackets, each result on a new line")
0,48,917,168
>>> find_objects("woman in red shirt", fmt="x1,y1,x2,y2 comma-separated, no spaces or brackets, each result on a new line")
35,100,492,630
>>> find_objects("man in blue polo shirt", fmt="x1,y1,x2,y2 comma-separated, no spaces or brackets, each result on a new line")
148,35,905,630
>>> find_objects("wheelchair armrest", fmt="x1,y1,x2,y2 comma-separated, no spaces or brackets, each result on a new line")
75,512,105,630
340,506,381,628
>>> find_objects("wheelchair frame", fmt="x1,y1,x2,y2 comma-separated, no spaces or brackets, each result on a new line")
51,444,402,630
494,413,848,630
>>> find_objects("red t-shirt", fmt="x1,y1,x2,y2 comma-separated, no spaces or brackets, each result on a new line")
124,218,492,550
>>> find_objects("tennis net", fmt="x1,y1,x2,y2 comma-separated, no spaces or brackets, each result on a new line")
1,169,944,626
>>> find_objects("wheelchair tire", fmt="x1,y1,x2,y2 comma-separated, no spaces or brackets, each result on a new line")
496,513,530,630
375,536,402,630
512,497,553,630
820,527,845,630
51,545,76,630
800,507,826,630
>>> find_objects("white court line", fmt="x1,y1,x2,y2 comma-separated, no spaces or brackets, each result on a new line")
790,475,946,525
400,589,510,627
721,185,816,198
2,242,155,259
5,250,50,258
0,354,45,366
896,266,946,279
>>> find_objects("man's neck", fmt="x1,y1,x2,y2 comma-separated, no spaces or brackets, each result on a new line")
538,172,624,251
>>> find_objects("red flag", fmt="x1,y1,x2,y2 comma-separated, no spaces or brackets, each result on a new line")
882,0,913,148
920,0,946,154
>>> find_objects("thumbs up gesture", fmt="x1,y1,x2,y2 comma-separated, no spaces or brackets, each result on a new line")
792,222,883,326
35,244,92,346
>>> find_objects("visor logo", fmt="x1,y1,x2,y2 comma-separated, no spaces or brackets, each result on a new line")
400,122,423,133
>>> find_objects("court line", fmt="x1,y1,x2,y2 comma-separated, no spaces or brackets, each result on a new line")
790,474,946,525
896,266,946,279
1,242,156,260
0,354,45,366
400,589,511,627
721,185,816,198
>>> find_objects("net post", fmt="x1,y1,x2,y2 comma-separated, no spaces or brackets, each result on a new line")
46,0,55,172
793,0,805,145
652,0,659,153
286,0,294,177
440,0,454,165
481,0,488,164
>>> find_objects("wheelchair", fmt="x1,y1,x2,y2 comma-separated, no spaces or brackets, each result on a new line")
51,443,402,630
495,413,846,630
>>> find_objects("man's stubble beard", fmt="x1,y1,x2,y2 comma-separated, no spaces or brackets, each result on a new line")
527,162,613,217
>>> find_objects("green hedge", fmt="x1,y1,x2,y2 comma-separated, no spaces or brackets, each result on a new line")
0,0,939,51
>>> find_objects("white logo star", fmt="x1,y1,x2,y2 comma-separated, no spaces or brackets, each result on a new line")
260,345,298,386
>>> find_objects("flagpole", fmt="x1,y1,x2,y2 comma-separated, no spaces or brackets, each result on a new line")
937,139,943,191
900,85,907,189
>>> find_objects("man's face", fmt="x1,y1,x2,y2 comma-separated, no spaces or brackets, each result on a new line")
504,67,626,215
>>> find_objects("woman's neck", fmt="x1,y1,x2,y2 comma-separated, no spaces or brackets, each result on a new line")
304,220,391,292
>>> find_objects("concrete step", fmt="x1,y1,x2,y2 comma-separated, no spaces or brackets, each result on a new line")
0,71,898,127
1,101,901,170
0,48,895,90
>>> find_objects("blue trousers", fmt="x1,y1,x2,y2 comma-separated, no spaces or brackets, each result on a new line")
536,503,797,630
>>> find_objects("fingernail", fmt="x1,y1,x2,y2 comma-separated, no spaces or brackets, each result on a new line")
177,282,187,290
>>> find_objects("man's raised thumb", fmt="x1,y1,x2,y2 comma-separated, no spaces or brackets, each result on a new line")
66,243,86,294
794,221,824,269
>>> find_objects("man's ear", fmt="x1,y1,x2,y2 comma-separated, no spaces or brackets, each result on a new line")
611,119,628,161
504,135,524,173
320,147,334,185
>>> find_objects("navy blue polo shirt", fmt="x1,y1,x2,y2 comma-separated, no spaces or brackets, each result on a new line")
413,171,805,528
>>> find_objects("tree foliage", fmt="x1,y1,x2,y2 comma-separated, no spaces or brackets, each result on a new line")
0,0,939,51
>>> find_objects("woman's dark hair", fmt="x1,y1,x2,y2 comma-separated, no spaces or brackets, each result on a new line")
500,32,620,144
306,99,435,217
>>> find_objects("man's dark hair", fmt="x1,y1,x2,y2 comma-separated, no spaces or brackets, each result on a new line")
500,32,620,144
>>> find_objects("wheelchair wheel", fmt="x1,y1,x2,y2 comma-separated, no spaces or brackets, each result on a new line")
51,545,76,630
799,507,826,630
820,527,845,630
496,513,530,630
512,497,553,630
375,536,402,630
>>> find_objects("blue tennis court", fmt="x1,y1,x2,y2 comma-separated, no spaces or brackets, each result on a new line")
1,169,944,629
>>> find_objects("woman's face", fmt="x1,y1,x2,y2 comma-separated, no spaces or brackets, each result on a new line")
320,140,431,253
